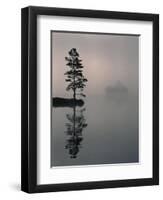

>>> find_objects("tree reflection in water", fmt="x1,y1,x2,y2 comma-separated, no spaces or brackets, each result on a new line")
65,107,87,158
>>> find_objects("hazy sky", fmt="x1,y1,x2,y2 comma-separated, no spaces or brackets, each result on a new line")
52,31,139,98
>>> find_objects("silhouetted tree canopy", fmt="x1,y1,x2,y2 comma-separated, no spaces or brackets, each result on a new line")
65,48,88,99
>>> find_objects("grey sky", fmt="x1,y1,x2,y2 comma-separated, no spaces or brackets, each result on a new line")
52,31,139,98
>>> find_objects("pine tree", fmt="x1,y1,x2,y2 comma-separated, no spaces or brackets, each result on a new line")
65,48,87,99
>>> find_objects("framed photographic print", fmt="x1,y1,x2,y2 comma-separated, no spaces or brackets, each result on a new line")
21,6,159,193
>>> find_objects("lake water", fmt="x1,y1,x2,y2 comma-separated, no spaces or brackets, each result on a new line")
51,94,139,167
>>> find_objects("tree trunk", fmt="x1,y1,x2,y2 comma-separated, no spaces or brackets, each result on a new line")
73,89,76,100
73,105,76,137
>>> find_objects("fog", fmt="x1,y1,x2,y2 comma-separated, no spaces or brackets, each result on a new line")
52,31,139,98
51,31,139,167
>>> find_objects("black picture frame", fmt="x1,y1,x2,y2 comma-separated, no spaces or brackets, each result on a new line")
21,6,159,193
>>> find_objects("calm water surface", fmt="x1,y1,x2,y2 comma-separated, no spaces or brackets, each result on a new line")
51,94,138,167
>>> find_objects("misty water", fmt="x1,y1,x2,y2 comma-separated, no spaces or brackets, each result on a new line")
51,93,139,167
